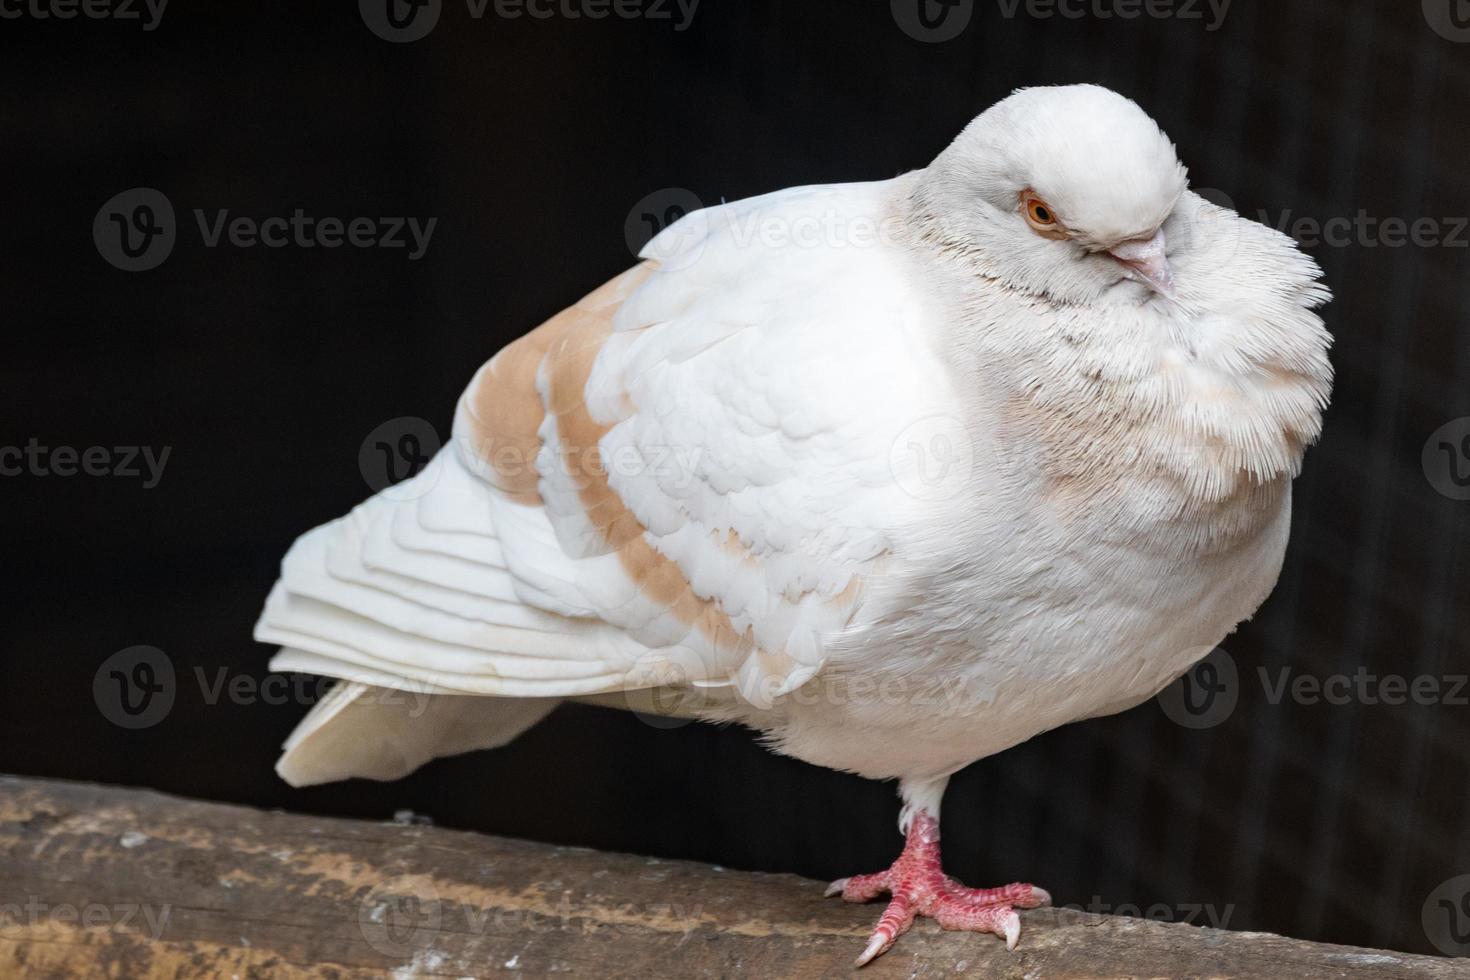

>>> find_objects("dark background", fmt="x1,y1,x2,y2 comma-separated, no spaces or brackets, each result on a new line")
3,0,1469,960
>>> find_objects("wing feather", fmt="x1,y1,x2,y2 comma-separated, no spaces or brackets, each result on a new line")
258,177,955,763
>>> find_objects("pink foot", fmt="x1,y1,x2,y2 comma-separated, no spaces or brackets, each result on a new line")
824,811,1049,967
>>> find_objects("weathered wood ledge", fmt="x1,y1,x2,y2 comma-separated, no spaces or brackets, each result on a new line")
0,776,1458,978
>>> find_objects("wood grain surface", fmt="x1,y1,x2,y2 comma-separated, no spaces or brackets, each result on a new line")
0,776,1461,979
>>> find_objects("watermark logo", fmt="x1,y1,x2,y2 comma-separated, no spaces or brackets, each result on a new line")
891,0,974,42
620,658,712,730
625,187,706,271
196,670,433,717
1171,187,1243,267
1156,646,1238,730
0,897,172,940
1424,0,1470,42
360,0,442,42
362,0,700,42
617,660,981,729
94,188,176,272
94,656,436,729
1263,211,1469,250
193,209,437,259
356,875,704,955
0,0,168,30
1055,896,1233,928
1159,651,1470,729
889,415,976,501
1423,418,1470,501
359,876,443,957
94,188,437,272
994,0,1231,30
623,189,919,271
1424,875,1470,956
93,645,176,730
0,440,171,488
1170,193,1470,270
360,416,442,499
1259,667,1468,708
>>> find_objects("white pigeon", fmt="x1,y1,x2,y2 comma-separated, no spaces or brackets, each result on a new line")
256,84,1332,966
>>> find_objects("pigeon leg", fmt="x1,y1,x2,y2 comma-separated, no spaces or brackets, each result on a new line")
824,810,1049,967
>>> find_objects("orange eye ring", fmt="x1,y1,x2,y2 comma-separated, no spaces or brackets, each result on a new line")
1021,190,1067,240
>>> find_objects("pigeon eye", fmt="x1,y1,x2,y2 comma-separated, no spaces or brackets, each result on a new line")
1021,190,1067,239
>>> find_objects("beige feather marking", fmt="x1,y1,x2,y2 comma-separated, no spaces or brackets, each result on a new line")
825,573,865,610
459,265,653,505
463,264,868,684
461,265,754,659
545,305,756,657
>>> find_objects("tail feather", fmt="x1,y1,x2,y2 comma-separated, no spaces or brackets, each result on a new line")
274,676,559,787
255,448,657,784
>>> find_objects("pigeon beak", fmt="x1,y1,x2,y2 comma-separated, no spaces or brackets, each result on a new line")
1109,228,1175,297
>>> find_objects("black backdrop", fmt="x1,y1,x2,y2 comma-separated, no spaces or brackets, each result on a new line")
3,0,1469,960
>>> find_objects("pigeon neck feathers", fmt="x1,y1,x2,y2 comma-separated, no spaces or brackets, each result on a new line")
895,85,1332,526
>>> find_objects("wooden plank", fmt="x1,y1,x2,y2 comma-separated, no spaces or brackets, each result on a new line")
0,776,1460,978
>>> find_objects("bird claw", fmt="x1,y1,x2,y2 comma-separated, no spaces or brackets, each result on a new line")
1003,909,1021,951
854,931,889,968
829,811,1046,967
841,881,1032,967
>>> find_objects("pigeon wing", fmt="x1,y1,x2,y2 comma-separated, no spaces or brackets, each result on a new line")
256,179,953,724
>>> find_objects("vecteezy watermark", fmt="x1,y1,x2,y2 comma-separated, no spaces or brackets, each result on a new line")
360,0,700,43
888,415,978,502
0,0,168,30
1423,417,1470,501
1260,211,1469,250
1424,875,1470,956
624,187,919,271
625,187,706,269
893,0,1230,41
1179,192,1470,254
359,0,443,42
362,420,721,507
1158,647,1470,730
1156,647,1239,730
359,876,444,957
1173,194,1470,269
456,429,716,495
1055,896,1234,929
193,210,436,259
0,897,172,941
1424,0,1470,43
890,0,975,43
1170,187,1243,265
0,439,171,488
618,665,982,729
1258,667,1470,708
360,416,443,500
195,670,433,717
94,188,437,272
93,646,436,729
994,0,1231,30
357,875,704,957
93,646,177,730
93,188,176,271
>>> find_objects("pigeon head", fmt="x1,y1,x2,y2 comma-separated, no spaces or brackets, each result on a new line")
910,85,1190,304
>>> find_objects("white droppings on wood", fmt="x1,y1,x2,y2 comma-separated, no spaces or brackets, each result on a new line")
1328,953,1403,967
391,950,446,979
